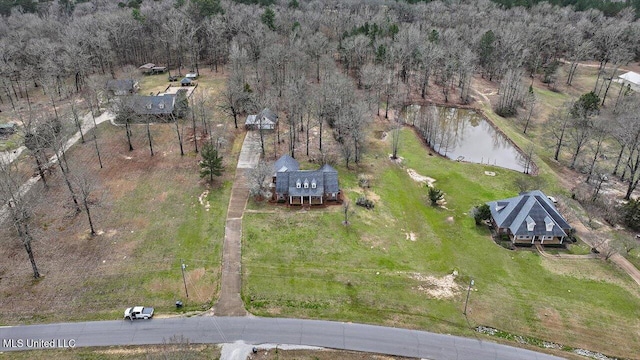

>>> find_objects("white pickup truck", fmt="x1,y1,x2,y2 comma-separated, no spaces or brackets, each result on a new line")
124,306,154,320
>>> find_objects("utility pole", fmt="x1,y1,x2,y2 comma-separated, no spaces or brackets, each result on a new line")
181,259,189,298
463,278,474,316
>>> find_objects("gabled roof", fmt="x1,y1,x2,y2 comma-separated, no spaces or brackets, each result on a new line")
259,108,278,123
131,95,175,115
288,170,325,197
273,156,339,196
106,79,136,92
486,190,570,237
619,71,640,86
274,155,299,173
139,63,155,69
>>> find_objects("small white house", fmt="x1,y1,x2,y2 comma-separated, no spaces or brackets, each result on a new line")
245,108,278,130
617,71,640,92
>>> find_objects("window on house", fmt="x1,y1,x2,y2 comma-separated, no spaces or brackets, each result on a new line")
304,181,309,189
159,103,165,109
146,103,152,109
526,216,535,232
296,181,301,189
311,181,316,189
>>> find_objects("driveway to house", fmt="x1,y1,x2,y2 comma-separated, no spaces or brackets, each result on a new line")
213,131,261,316
0,110,114,224
0,316,563,360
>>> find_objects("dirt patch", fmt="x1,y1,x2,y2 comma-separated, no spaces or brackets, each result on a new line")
404,232,417,241
407,273,461,299
389,154,404,165
198,190,211,211
537,307,563,331
406,168,436,187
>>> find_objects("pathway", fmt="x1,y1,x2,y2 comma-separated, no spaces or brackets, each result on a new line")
0,110,114,224
535,243,598,259
213,131,261,316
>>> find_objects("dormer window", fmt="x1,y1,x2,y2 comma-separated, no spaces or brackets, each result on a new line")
304,180,309,189
544,216,554,232
146,103,152,109
296,180,301,188
526,216,535,232
311,181,317,189
158,102,165,109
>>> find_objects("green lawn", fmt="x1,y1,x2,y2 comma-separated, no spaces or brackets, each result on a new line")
242,128,640,358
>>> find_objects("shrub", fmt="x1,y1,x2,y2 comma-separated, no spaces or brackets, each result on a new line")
356,197,375,209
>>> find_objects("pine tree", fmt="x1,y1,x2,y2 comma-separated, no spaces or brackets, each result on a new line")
199,143,224,182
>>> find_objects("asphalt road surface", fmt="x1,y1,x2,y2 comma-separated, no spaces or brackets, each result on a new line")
0,317,563,359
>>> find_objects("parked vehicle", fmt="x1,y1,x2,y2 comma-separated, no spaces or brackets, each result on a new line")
124,306,154,320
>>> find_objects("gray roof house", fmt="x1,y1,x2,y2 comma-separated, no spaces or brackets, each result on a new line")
0,123,16,136
245,108,278,130
487,190,571,245
132,95,176,117
106,79,139,96
272,155,340,206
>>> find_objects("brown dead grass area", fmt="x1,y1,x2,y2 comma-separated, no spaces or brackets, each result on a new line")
0,122,216,324
257,349,418,360
541,258,640,297
406,273,461,299
536,306,563,332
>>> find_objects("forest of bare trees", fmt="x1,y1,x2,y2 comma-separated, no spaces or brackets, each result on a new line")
1,0,640,274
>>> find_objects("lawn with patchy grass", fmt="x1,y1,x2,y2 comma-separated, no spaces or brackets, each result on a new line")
0,116,240,323
242,128,640,359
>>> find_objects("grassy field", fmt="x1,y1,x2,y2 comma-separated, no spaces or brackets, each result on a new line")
242,128,640,359
0,69,237,323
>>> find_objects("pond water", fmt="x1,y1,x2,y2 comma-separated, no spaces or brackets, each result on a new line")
403,105,529,173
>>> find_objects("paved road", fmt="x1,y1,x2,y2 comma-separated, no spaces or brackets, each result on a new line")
0,317,563,360
213,131,261,316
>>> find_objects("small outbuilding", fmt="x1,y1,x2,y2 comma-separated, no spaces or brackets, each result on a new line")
180,78,194,86
185,73,198,80
617,71,640,92
245,108,278,130
139,63,155,74
0,123,16,136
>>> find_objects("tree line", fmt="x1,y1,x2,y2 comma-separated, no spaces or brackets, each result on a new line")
1,0,640,277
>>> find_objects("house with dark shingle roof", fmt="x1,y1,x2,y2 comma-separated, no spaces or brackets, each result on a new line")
131,95,176,118
106,79,139,96
486,190,571,245
245,108,278,130
272,155,340,205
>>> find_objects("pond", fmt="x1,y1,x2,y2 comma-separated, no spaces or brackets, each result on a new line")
403,105,531,173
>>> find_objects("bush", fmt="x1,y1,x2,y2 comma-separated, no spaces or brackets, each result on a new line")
356,197,375,209
471,203,491,225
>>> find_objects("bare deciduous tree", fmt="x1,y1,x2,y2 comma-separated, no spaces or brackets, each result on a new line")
0,158,40,278
248,160,273,200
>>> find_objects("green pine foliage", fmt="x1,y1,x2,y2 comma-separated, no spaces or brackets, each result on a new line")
622,199,640,231
199,143,224,182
